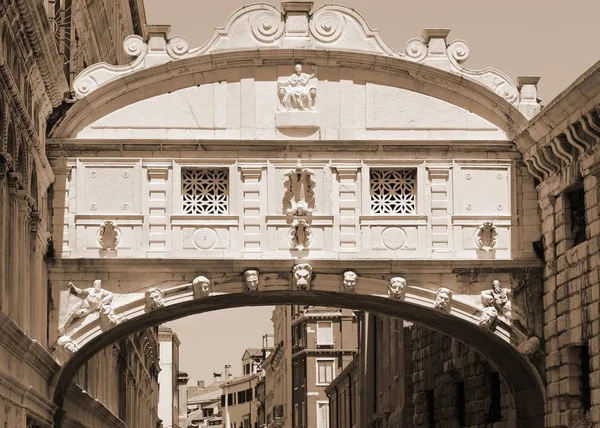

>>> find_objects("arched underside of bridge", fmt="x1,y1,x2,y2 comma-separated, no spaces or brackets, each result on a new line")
52,288,545,428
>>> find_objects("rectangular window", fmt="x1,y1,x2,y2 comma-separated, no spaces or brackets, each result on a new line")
238,390,245,404
580,344,591,411
456,381,466,427
317,321,334,345
317,359,335,385
426,390,435,428
182,168,229,214
317,402,330,428
370,168,417,214
566,185,586,246
486,373,502,422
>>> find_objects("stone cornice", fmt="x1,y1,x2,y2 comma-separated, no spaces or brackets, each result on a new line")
63,383,126,427
14,0,69,107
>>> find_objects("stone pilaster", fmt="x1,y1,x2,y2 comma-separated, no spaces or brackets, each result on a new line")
51,166,72,258
427,166,451,255
147,166,170,257
239,166,264,253
335,167,360,252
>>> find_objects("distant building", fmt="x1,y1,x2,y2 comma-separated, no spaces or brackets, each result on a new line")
186,376,226,428
158,326,188,428
285,305,359,428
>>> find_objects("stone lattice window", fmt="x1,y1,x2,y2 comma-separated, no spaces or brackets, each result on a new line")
182,169,228,214
370,168,416,214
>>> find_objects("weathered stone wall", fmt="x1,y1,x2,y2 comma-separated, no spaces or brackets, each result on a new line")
411,326,516,428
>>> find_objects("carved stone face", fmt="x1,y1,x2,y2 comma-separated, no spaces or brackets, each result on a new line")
388,277,406,300
145,288,164,311
492,280,501,294
57,336,78,355
294,64,302,75
342,271,357,292
434,287,452,312
293,263,313,290
244,270,259,292
192,276,212,297
93,279,102,290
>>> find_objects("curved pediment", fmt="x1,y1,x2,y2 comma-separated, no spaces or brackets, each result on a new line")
53,2,541,139
77,70,508,141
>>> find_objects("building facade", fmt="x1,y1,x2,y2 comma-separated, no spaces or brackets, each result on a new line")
186,377,226,428
288,306,358,428
158,326,188,428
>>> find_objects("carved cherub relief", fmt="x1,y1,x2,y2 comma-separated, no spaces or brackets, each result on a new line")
293,264,313,291
192,276,212,298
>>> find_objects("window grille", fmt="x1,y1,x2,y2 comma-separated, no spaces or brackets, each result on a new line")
182,169,228,214
370,169,416,214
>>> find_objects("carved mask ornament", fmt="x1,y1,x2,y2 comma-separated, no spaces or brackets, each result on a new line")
293,263,313,291
244,270,260,292
388,277,407,300
433,287,453,312
342,271,357,292
144,288,165,312
192,275,212,298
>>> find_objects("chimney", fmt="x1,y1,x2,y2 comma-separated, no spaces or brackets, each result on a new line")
213,372,222,382
197,380,205,389
225,364,232,381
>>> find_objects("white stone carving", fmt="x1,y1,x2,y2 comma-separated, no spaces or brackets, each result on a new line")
182,169,228,215
69,4,532,113
388,277,407,300
60,280,114,334
277,64,317,112
480,280,526,327
517,336,540,356
433,287,452,312
193,227,218,249
478,306,499,329
282,161,317,216
289,219,312,251
144,288,165,313
98,304,120,331
381,227,407,250
293,263,313,291
370,169,416,214
192,275,212,298
244,270,260,292
56,335,79,355
98,220,119,250
475,221,498,252
342,271,357,292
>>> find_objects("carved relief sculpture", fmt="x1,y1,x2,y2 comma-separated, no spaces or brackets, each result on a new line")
288,219,312,250
244,270,260,292
278,64,317,111
282,160,317,216
99,304,121,331
293,263,313,291
56,335,79,355
475,221,497,252
433,287,453,312
192,275,212,298
60,280,114,334
388,277,407,300
517,336,541,356
342,271,357,292
98,220,120,250
144,288,165,312
480,280,527,328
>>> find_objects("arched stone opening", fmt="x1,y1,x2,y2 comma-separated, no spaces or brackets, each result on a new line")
52,285,545,428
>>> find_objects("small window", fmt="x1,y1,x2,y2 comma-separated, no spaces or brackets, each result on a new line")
426,390,435,428
456,381,466,427
317,321,334,345
566,185,586,246
486,372,502,422
370,168,416,214
182,169,229,214
317,359,335,384
579,344,591,412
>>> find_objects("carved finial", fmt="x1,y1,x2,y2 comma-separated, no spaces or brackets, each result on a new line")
517,76,542,119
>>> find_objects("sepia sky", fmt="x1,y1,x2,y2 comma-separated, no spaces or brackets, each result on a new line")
144,0,600,384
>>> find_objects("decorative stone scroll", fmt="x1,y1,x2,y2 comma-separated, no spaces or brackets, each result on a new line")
293,263,313,291
433,287,452,312
59,280,114,334
288,219,312,251
244,270,260,292
475,221,497,252
282,161,317,216
144,288,165,312
388,277,407,300
192,276,212,298
56,335,79,355
342,271,357,292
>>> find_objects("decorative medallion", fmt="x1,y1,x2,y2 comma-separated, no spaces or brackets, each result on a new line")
193,227,217,250
381,227,407,250
474,221,497,252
